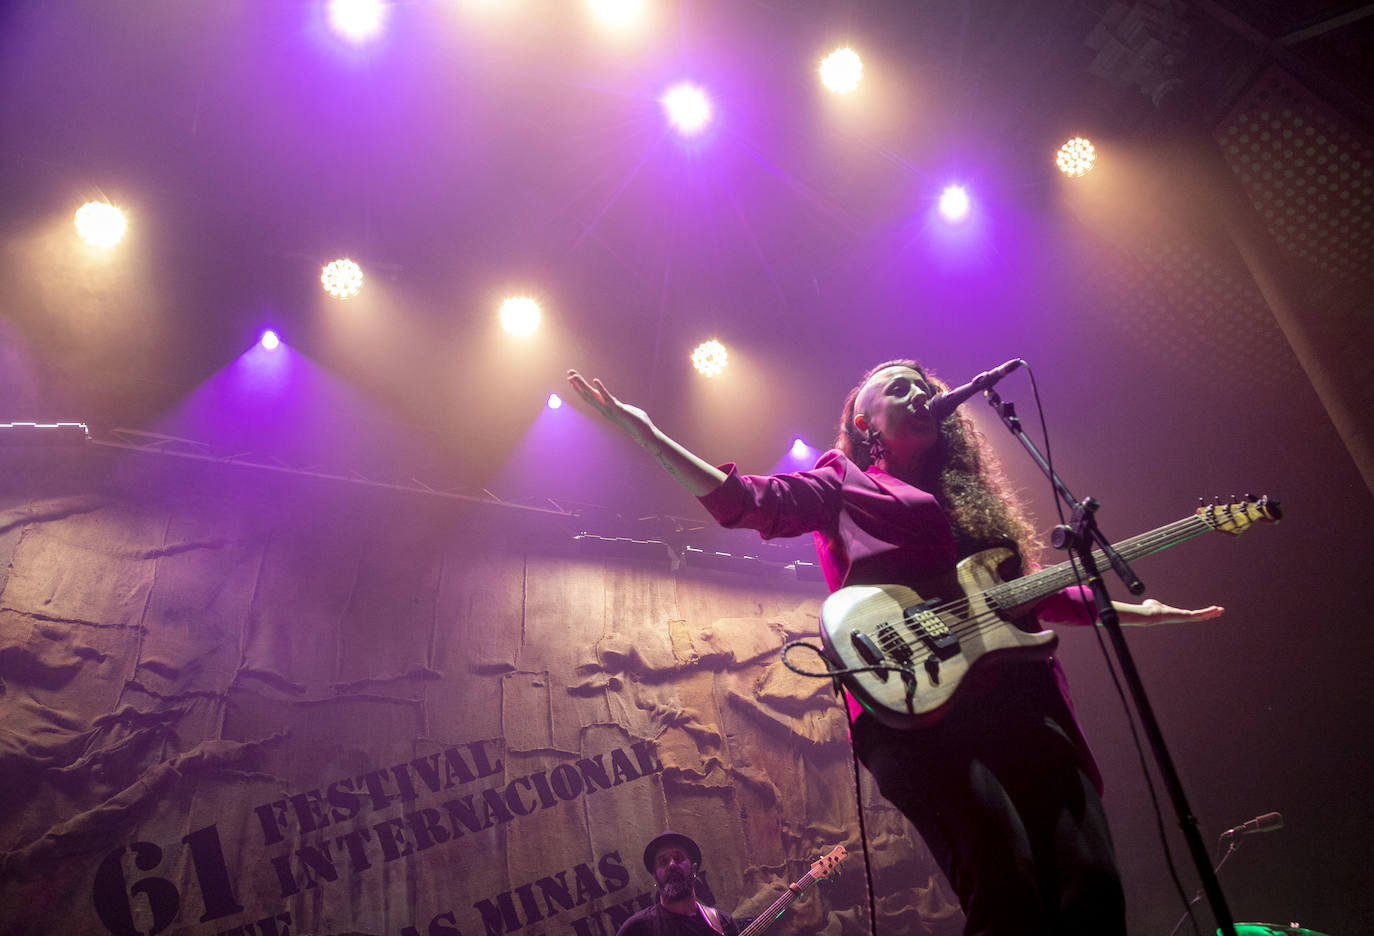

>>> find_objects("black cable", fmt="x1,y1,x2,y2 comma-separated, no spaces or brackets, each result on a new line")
848,724,881,936
782,639,885,936
781,639,917,681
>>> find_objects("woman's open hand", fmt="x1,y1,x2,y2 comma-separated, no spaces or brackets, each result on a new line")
566,370,656,447
565,369,727,496
1115,598,1225,627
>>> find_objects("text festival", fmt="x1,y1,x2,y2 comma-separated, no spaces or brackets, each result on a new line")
91,737,665,936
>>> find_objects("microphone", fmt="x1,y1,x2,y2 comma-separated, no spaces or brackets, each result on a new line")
928,359,1026,421
1221,812,1284,838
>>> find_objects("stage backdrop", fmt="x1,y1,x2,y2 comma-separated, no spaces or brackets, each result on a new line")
0,445,961,936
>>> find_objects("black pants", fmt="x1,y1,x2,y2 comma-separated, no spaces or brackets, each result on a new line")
850,682,1126,936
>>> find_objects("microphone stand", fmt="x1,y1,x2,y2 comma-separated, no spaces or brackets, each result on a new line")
1168,835,1243,936
983,389,1238,936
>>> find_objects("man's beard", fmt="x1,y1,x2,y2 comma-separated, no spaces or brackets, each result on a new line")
660,871,694,903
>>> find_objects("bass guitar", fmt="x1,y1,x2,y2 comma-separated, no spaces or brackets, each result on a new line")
819,496,1280,729
734,846,846,936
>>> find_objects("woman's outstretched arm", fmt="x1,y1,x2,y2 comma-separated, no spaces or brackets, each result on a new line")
1037,590,1225,627
566,370,727,497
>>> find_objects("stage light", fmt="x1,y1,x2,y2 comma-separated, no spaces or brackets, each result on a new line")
328,0,386,43
547,392,563,409
661,83,711,137
73,201,127,248
500,297,541,336
260,330,281,351
321,258,364,299
588,0,644,26
691,339,728,377
791,438,809,458
938,185,970,222
1056,136,1096,177
819,47,863,94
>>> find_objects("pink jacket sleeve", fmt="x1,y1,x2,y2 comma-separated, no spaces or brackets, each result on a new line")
1033,585,1098,627
697,455,847,540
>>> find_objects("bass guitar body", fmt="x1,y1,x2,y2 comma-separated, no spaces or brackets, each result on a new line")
819,547,1055,729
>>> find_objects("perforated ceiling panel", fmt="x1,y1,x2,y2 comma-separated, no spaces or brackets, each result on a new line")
1094,64,1370,394
1215,65,1374,282
1102,239,1303,391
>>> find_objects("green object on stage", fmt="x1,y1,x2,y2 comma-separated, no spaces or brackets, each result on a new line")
1223,924,1333,936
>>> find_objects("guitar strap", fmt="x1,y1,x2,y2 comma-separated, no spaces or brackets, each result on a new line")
696,903,726,936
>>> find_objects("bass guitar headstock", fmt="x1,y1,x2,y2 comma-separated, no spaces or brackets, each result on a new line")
1197,494,1282,536
809,844,847,880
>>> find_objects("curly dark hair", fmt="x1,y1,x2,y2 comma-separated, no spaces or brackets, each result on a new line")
835,359,1041,571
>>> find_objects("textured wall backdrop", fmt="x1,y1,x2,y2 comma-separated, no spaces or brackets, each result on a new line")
0,445,958,936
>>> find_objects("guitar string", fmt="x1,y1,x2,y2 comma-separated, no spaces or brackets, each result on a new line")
847,513,1238,662
736,856,842,936
861,515,1207,651
849,501,1271,665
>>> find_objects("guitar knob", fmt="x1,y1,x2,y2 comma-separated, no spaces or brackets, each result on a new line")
901,669,917,700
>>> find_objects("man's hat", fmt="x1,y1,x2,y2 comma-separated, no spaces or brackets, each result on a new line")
642,831,702,873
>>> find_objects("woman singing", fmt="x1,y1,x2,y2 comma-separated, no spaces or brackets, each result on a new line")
566,360,1221,935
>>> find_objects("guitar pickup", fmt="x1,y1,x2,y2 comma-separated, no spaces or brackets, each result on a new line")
850,630,889,681
902,602,960,660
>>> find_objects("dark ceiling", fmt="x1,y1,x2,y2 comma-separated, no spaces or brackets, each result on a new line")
2,1,1369,483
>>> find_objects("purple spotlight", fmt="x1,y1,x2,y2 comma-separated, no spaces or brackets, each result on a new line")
547,392,563,410
260,330,281,351
660,83,711,137
938,185,971,222
328,0,386,43
791,438,809,458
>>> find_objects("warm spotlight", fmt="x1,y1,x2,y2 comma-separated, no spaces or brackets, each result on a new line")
588,0,644,26
73,201,127,248
321,258,364,299
691,339,728,377
819,47,863,94
1056,136,1096,177
938,185,970,222
328,0,386,43
260,330,281,351
547,392,563,409
500,297,541,337
661,83,711,137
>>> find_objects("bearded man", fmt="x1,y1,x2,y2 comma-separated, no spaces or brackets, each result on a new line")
614,832,740,936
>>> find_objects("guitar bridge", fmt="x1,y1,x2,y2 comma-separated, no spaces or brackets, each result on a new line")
902,601,960,660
